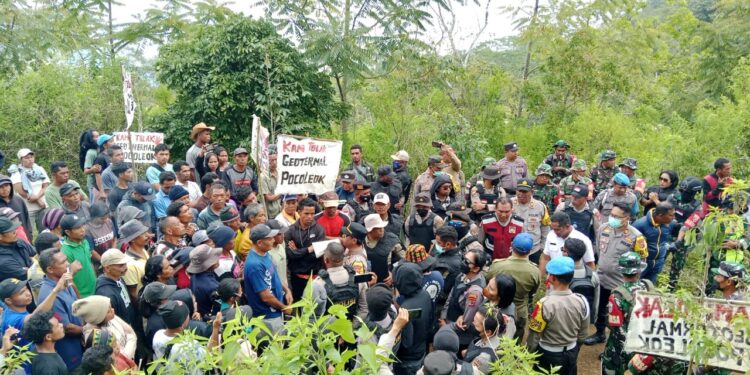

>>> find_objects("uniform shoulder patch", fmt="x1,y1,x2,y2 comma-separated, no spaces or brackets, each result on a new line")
528,301,547,333
481,214,497,224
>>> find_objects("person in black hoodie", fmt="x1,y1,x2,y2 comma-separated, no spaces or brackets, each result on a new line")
285,198,327,301
394,262,434,375
0,176,32,241
429,174,460,219
432,225,462,316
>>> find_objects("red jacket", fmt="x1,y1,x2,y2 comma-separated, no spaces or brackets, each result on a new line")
481,214,524,259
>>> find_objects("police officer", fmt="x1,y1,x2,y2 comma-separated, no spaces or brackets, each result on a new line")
558,159,594,200
309,241,367,318
532,163,560,212
585,201,647,345
556,184,595,242
593,172,639,229
466,157,497,201
371,166,404,215
527,256,589,374
469,166,506,219
511,179,551,264
342,181,373,223
667,176,703,291
590,149,617,198
615,158,645,202
409,155,445,218
543,140,574,184
405,192,444,249
495,142,528,195
602,252,653,375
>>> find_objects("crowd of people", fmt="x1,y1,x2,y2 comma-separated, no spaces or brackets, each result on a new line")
0,124,744,375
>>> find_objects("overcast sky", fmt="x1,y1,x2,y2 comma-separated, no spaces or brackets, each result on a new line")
113,0,526,58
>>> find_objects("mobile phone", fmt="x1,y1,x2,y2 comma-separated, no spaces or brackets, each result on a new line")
9,333,18,343
408,308,422,320
354,273,373,284
431,141,444,148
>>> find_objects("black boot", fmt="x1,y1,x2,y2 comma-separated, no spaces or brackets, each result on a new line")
584,332,606,345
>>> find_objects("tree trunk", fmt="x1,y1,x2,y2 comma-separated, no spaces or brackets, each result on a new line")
515,0,540,119
108,0,114,59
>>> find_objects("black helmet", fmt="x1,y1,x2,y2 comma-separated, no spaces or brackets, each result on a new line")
678,176,702,194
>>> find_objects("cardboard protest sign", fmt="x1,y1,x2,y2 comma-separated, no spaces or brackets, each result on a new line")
274,135,342,195
113,132,164,164
625,291,750,372
122,67,136,130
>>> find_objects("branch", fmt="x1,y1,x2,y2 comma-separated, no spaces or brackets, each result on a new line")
462,0,493,66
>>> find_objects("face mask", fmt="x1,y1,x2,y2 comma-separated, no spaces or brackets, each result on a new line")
433,243,444,255
434,171,443,177
416,208,429,217
608,216,622,228
393,161,402,170
361,194,371,203
460,259,471,274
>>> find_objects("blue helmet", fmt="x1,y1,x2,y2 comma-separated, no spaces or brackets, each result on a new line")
512,233,534,254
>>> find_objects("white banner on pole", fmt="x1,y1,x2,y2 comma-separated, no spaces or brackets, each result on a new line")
624,291,750,372
251,114,270,172
274,135,342,195
122,66,136,130
113,132,164,164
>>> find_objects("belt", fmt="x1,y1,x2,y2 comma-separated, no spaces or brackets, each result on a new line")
295,273,318,280
539,342,577,353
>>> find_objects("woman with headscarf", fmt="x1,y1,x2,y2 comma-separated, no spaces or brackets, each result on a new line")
79,129,100,196
642,169,679,213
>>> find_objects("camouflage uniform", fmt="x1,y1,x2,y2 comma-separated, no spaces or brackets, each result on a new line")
602,280,652,375
542,140,574,183
558,159,594,199
590,150,617,198
532,164,559,211
667,190,702,291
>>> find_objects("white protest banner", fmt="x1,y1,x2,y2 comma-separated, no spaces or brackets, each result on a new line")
113,132,165,164
275,135,342,195
624,291,750,372
122,66,136,130
251,114,270,172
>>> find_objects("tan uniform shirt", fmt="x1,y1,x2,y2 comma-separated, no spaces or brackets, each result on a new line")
596,224,647,290
527,289,589,351
511,197,551,254
495,157,528,191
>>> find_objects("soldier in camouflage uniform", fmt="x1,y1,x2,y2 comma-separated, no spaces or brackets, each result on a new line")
602,252,653,375
667,176,703,291
590,150,617,198
559,159,594,200
543,140,574,184
532,163,560,211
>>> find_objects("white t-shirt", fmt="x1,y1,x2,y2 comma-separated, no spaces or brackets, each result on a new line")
11,168,50,211
153,329,206,375
176,180,202,202
543,228,595,263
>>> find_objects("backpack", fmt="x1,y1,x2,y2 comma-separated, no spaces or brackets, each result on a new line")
570,266,596,322
319,265,360,319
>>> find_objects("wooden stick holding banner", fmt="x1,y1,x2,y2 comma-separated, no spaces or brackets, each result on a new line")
251,114,270,210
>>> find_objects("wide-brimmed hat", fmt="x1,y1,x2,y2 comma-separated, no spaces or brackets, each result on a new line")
118,219,150,246
186,245,222,274
190,122,215,140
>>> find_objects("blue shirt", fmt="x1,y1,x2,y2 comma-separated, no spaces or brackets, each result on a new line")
335,186,355,202
632,210,677,261
146,163,174,185
38,277,83,370
153,190,172,219
244,249,284,319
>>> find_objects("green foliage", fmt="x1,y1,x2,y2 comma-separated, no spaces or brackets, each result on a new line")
154,15,343,158
489,336,558,375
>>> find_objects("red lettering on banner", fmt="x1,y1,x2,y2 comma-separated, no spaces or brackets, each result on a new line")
283,141,305,153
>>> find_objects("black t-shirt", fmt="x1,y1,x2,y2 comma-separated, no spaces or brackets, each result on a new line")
31,352,68,375
108,184,131,212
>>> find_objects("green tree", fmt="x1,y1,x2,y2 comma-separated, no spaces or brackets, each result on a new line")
154,15,343,157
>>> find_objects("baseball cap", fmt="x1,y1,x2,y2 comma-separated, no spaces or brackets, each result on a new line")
59,183,79,196
363,214,388,232
191,230,210,245
504,142,519,151
340,171,356,183
158,300,190,329
571,184,589,198
0,217,19,234
266,219,289,235
413,192,432,207
100,249,129,267
712,261,747,280
90,202,109,219
187,245,222,274
96,134,113,147
373,193,390,205
190,122,215,140
134,181,156,201
250,224,279,243
390,150,410,162
354,181,371,190
60,214,86,232
0,208,19,220
546,256,575,275
16,148,33,159
427,155,445,167
142,282,177,305
283,194,299,202
377,165,394,177
516,179,533,192
0,278,28,300
207,224,236,247
340,222,367,242
422,351,455,375
234,147,248,156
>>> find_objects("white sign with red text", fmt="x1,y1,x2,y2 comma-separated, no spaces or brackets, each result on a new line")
274,135,342,195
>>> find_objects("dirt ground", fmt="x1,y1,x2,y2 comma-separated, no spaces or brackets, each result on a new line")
578,325,606,375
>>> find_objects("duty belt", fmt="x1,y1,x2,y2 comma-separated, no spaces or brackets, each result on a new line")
539,342,577,352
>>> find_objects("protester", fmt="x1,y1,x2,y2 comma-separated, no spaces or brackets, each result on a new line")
222,147,258,203
45,160,87,209
10,148,50,232
187,244,222,318
0,176,33,241
259,151,282,219
85,202,115,266
61,214,97,297
146,144,174,190
95,249,139,335
285,198,326,301
186,122,215,181
73,295,137,360
24,311,68,375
